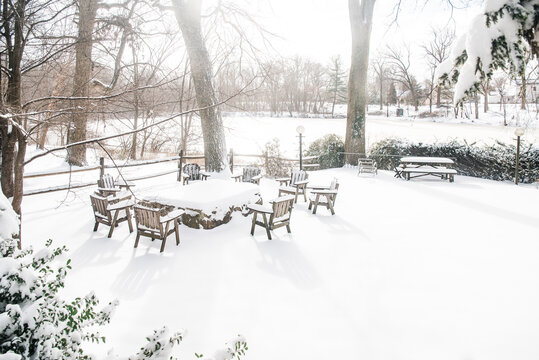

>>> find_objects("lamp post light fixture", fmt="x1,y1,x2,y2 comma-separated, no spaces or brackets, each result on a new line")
296,125,305,170
514,128,525,185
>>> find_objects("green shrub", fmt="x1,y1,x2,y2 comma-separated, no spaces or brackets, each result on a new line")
306,134,344,169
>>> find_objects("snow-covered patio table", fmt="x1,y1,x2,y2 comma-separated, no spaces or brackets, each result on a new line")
137,179,261,229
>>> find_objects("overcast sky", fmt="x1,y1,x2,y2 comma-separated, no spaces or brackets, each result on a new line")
251,0,483,79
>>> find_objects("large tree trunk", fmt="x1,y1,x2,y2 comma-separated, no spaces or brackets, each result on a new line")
67,0,98,166
345,0,375,164
436,86,441,107
1,0,25,211
173,0,228,172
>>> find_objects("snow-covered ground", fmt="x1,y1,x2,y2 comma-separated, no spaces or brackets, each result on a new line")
22,167,539,360
223,104,538,156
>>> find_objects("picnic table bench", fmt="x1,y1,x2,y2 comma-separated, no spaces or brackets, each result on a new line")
397,156,456,182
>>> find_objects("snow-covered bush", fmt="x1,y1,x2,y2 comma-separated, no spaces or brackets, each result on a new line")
437,0,539,103
370,138,538,183
0,237,118,359
305,134,344,169
0,192,19,243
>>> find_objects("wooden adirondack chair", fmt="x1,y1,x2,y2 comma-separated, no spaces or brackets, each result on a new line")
133,205,183,252
277,170,309,203
232,166,262,185
181,163,210,185
247,195,295,240
308,179,339,215
90,193,134,237
357,158,377,176
97,174,121,196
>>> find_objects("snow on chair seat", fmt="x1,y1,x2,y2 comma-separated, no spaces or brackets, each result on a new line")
90,193,134,238
248,195,295,240
133,205,183,253
308,178,339,215
277,170,309,203
357,158,377,176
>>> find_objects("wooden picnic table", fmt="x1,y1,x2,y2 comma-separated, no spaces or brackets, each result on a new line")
397,156,456,182
400,156,455,167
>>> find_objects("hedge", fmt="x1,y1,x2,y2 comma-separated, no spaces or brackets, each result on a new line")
369,138,538,183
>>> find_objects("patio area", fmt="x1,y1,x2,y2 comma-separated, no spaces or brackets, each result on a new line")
21,168,539,360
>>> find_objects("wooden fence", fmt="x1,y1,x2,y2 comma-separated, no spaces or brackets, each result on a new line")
23,150,317,196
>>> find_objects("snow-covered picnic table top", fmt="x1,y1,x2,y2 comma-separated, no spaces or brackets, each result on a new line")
400,156,454,165
137,179,260,214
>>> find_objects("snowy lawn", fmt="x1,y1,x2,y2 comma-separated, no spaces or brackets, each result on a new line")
22,168,539,360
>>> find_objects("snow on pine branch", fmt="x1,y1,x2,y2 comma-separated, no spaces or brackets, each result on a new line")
436,0,539,104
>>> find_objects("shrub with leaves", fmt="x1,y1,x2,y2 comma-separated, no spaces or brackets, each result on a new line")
369,138,538,183
0,237,118,360
305,134,344,169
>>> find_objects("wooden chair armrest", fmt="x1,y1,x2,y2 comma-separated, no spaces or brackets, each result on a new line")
160,209,184,223
310,189,338,195
294,180,309,186
251,174,262,180
107,199,135,211
181,173,190,179
247,203,273,214
231,174,242,181
97,187,121,193
308,184,330,190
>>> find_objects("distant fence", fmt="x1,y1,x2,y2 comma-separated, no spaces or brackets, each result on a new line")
23,149,317,196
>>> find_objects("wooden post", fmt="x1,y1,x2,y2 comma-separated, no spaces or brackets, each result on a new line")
177,150,183,182
515,135,521,185
99,157,105,179
229,148,234,172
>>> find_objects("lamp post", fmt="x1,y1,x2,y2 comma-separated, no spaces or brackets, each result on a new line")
296,125,305,170
514,128,525,185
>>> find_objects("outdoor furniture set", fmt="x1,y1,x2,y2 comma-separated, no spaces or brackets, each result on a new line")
395,156,457,182
248,170,339,240
92,174,183,253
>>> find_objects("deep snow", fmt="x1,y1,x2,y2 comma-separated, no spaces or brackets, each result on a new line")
21,167,539,360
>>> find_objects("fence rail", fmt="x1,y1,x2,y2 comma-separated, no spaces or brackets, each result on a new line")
23,150,316,196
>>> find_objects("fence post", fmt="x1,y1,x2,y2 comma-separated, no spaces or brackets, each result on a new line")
99,157,105,179
229,148,234,172
177,150,183,182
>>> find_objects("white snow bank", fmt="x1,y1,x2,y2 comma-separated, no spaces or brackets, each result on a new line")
0,192,19,240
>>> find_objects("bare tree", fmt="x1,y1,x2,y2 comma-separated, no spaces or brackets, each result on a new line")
422,27,454,108
371,53,388,110
386,44,422,111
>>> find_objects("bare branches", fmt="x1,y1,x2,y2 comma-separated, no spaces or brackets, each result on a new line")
24,74,259,165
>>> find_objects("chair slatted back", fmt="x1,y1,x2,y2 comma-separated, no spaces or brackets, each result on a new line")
90,194,110,220
134,205,161,232
330,180,340,204
243,167,261,183
271,196,294,221
183,163,201,181
290,170,307,186
99,174,116,188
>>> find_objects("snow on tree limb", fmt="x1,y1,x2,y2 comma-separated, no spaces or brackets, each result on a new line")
436,0,539,104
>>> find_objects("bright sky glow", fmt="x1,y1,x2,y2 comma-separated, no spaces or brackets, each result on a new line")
253,0,483,78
